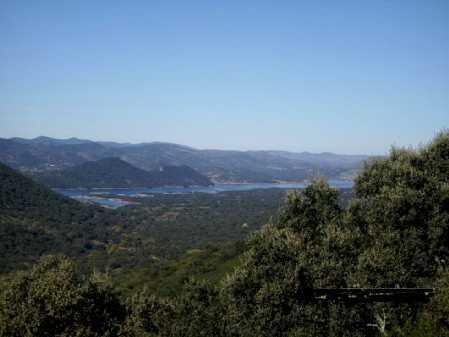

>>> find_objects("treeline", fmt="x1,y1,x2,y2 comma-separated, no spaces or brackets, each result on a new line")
1,131,449,336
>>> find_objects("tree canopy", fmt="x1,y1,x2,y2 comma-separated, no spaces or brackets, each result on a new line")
1,131,448,336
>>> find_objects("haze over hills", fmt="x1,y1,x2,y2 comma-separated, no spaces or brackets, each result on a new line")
0,137,371,183
33,157,212,188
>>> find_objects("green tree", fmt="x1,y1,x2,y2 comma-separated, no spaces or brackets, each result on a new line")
0,255,126,337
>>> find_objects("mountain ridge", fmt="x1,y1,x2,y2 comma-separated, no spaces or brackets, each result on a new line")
0,136,372,183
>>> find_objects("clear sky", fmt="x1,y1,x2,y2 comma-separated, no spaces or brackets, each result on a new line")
1,0,448,154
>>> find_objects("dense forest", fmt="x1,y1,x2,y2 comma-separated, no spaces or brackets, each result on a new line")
0,132,448,336
0,162,122,272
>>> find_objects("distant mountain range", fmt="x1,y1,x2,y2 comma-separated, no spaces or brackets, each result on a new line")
0,136,372,184
34,157,212,188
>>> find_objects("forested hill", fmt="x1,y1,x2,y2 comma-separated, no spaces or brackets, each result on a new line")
33,157,212,188
0,162,120,272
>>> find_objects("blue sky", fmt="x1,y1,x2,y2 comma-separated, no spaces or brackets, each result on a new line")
1,0,448,154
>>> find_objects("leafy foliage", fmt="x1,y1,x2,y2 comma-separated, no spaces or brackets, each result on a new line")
219,131,449,336
0,255,126,337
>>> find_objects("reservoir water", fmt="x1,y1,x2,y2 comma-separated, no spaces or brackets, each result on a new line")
57,180,354,208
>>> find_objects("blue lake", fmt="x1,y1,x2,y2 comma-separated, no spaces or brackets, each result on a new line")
56,180,353,208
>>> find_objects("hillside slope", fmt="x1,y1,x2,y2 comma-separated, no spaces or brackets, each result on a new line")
33,157,212,188
0,162,119,272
